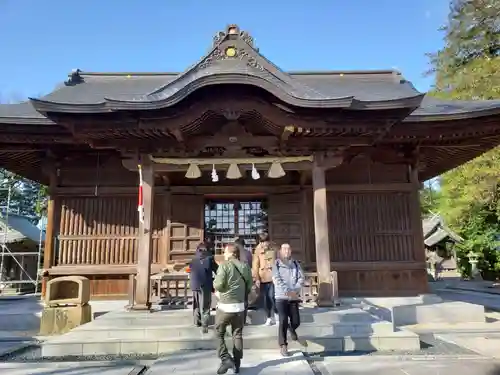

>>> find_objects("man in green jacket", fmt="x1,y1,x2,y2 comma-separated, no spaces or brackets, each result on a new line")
213,244,252,374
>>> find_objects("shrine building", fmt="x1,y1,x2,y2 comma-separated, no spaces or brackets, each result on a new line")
1,25,500,306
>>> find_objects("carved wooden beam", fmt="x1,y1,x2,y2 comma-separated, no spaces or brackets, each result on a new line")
170,129,184,143
281,125,294,145
88,135,377,151
0,135,76,144
313,152,344,170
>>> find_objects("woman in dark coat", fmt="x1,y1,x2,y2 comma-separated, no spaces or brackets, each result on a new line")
189,242,218,333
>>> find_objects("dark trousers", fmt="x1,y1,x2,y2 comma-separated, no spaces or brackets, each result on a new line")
260,282,277,318
215,309,245,361
193,287,212,327
243,299,248,324
275,300,300,346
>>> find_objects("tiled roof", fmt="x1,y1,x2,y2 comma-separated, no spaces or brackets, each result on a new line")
422,214,463,247
1,25,500,122
0,212,45,244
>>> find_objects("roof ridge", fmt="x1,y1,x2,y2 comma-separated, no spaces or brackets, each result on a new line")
72,72,179,77
71,69,402,77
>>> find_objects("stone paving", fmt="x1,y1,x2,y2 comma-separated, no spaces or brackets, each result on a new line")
2,289,500,374
317,356,500,375
0,350,313,375
0,297,128,358
1,350,499,375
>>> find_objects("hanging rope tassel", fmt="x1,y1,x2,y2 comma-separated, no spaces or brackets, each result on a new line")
137,164,144,224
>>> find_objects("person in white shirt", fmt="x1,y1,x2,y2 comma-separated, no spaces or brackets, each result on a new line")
213,244,252,374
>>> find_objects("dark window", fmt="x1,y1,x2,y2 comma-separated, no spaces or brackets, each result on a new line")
204,199,268,254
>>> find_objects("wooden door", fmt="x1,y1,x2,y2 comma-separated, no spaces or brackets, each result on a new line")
268,192,305,263
167,194,204,263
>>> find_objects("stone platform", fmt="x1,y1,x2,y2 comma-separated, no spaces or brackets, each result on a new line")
352,295,487,327
40,306,420,357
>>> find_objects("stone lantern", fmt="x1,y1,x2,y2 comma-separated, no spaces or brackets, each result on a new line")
467,251,483,280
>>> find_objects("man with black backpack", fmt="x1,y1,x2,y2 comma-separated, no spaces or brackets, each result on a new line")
189,242,218,333
213,244,252,374
272,243,307,357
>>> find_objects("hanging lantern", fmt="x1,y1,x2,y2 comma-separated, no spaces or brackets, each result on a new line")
226,163,242,179
211,164,219,182
251,163,260,180
267,162,286,179
185,163,202,179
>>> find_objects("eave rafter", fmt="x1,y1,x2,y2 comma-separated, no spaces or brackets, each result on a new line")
53,97,411,143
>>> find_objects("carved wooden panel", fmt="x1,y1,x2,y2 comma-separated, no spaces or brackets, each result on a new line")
57,195,165,266
327,191,415,263
268,192,305,262
168,194,203,263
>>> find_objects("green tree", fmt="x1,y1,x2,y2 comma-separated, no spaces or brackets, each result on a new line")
420,184,441,216
428,0,500,278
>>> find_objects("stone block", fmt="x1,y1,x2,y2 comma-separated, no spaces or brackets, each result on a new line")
391,301,485,326
39,304,92,336
41,342,83,357
45,276,90,306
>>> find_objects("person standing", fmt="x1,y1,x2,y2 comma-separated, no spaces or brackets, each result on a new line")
234,236,252,324
213,244,252,374
189,243,218,333
252,233,278,325
272,243,306,357
234,236,252,266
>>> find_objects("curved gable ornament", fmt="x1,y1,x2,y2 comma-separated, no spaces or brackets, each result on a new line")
103,24,355,110
28,25,427,114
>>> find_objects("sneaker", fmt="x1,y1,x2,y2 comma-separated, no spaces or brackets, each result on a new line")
217,358,235,374
274,313,280,325
280,345,289,357
264,317,274,326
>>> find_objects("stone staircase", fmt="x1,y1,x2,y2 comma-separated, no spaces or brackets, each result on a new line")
40,306,420,357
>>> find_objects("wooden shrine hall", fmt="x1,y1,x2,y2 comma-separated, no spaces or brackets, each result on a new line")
1,25,500,306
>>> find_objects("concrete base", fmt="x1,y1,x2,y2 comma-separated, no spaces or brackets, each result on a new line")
392,301,485,326
40,307,420,357
348,295,486,327
39,304,92,336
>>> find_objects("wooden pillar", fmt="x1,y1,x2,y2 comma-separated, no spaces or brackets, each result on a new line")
41,161,60,297
408,163,429,293
312,161,334,306
132,156,155,310
408,164,426,263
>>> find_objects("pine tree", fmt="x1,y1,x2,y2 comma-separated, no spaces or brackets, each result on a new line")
429,0,500,277
429,0,500,97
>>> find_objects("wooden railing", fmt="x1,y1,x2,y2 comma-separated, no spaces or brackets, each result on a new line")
145,271,322,307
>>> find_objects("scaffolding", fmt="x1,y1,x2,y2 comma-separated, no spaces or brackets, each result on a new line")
0,185,45,295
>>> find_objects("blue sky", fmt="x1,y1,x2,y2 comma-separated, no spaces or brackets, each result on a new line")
0,0,449,99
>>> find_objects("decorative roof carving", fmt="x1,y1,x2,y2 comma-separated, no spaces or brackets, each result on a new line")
65,69,84,86
212,24,255,49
